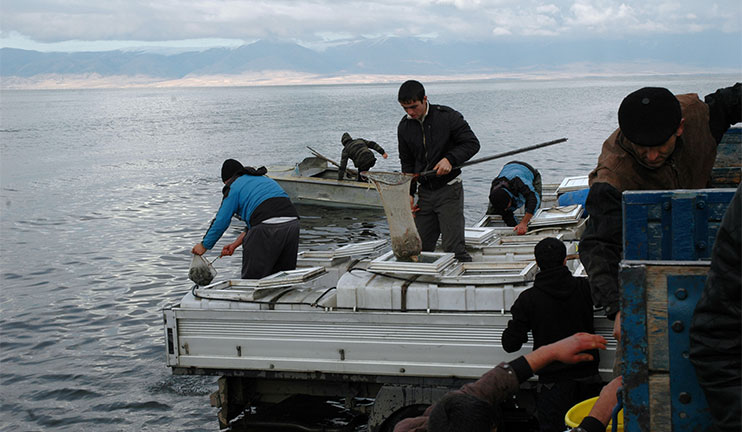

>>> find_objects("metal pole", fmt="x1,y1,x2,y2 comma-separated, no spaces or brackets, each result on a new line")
419,137,567,177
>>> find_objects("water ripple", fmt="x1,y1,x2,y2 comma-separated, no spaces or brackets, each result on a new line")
29,388,102,402
1,77,734,431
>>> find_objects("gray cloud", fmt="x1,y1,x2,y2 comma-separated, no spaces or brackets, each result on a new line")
1,0,739,50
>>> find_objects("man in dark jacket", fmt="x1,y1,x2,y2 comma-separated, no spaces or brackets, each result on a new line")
337,132,388,181
502,237,601,432
579,83,741,344
397,80,480,262
488,160,543,235
690,184,741,432
393,333,612,432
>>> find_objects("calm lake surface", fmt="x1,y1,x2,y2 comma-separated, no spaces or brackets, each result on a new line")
0,74,737,431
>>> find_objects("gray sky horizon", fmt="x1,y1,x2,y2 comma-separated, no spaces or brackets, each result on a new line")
2,0,741,53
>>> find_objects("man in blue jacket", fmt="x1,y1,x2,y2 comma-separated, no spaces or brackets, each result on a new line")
192,159,300,279
488,160,542,235
397,80,480,262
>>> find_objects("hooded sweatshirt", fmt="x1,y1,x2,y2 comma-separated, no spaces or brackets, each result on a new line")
501,266,599,381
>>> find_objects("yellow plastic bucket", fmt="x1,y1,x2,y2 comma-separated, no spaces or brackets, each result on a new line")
564,396,624,432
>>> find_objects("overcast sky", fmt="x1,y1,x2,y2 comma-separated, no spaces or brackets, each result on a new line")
1,0,741,52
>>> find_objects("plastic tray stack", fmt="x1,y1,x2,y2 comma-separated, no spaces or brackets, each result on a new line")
334,239,388,257
555,176,589,195
528,204,584,227
367,251,456,275
464,227,497,246
439,261,538,284
297,240,389,267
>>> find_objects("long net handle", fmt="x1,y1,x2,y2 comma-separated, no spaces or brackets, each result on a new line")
419,137,567,177
307,146,358,176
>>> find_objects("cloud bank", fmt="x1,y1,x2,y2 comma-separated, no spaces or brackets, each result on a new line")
1,0,740,52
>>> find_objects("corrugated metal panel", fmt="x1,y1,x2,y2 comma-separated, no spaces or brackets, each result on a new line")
166,308,616,379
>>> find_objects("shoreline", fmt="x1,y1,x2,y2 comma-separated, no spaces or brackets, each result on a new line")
1,69,738,91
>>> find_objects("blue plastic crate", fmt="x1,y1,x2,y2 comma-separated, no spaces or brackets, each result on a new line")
622,189,736,261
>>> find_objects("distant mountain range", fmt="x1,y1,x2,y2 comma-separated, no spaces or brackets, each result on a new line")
1,34,740,84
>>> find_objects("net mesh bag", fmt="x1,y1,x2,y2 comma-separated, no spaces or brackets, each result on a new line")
189,253,217,286
365,171,422,260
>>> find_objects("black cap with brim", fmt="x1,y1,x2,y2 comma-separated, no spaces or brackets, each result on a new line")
618,87,681,147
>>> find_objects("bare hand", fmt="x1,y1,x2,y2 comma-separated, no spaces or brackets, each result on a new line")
551,332,607,364
191,243,207,255
221,244,237,257
514,222,528,235
588,376,623,425
613,311,621,341
433,158,452,176
410,195,419,214
382,153,388,159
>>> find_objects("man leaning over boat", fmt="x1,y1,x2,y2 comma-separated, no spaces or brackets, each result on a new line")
337,132,388,181
578,83,742,350
192,159,300,280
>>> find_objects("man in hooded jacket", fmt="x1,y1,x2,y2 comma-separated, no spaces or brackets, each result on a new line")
337,132,388,181
192,159,300,279
501,237,601,432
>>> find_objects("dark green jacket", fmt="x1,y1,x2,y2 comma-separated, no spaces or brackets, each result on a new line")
338,138,385,180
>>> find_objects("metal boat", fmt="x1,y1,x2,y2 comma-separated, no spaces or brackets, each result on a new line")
267,156,383,209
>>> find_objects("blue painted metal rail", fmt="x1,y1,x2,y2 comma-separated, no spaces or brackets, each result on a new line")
620,187,737,431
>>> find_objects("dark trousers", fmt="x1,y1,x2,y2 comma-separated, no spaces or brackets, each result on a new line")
415,181,471,261
536,377,603,432
355,159,376,181
241,219,300,279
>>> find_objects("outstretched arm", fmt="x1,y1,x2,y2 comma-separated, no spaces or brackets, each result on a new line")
393,333,607,432
367,140,387,156
524,332,607,373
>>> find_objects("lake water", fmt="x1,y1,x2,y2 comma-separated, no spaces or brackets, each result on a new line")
0,74,737,431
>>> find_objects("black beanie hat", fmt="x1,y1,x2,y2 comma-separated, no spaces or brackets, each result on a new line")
534,237,566,270
489,187,511,214
618,87,681,147
221,159,244,182
341,132,352,145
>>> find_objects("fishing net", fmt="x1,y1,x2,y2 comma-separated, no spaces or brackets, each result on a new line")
189,253,217,286
365,171,422,260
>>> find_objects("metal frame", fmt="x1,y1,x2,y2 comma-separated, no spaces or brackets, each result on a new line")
620,261,713,432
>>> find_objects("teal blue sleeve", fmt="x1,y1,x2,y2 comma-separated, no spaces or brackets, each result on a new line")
201,192,239,249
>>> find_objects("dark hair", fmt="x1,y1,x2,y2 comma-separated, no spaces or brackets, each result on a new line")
398,80,426,103
489,186,511,214
534,237,567,270
428,393,495,432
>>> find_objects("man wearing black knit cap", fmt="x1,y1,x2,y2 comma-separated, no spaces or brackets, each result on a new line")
579,83,741,350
